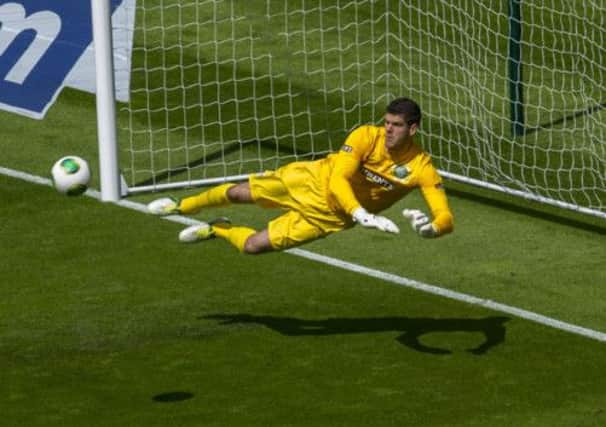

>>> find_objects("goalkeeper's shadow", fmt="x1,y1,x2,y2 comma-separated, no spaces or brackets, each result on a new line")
201,313,509,355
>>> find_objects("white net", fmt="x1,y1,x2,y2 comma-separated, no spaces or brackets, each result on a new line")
118,0,606,217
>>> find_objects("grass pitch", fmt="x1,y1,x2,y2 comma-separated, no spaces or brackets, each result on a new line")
1,171,605,426
1,1,605,425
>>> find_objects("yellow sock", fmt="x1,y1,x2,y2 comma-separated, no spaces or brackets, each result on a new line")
179,183,235,214
213,226,256,253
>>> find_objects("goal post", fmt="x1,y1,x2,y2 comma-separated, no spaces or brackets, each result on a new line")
91,0,121,202
95,0,605,219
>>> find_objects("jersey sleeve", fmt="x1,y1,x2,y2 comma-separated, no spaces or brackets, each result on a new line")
328,126,372,215
418,165,454,235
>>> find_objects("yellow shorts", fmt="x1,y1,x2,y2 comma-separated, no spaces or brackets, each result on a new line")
249,162,351,250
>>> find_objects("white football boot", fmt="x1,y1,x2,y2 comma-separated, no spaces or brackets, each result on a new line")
147,197,180,216
178,218,231,243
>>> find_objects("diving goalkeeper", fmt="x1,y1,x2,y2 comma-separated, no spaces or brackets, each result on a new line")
147,97,454,254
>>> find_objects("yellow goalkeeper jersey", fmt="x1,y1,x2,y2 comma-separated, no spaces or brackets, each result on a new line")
321,124,453,235
251,124,453,236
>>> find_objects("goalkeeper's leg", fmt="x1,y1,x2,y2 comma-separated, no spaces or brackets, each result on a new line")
178,221,273,254
213,227,273,254
148,182,254,216
179,183,238,214
178,209,338,254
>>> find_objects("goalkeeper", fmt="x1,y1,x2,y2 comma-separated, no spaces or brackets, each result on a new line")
147,97,454,254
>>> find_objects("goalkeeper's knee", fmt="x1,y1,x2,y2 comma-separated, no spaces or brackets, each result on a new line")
241,230,273,254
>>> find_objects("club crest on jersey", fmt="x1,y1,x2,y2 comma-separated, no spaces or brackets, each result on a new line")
360,167,393,190
392,165,409,179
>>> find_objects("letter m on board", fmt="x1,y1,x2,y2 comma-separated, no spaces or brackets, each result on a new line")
0,0,122,119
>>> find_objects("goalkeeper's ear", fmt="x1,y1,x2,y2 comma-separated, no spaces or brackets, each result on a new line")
408,122,418,137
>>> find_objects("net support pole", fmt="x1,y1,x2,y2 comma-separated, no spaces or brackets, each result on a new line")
91,0,121,201
508,0,524,137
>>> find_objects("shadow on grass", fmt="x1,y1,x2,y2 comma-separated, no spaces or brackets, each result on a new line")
202,314,509,355
523,101,606,136
134,139,261,188
133,138,315,188
152,391,194,403
447,186,606,235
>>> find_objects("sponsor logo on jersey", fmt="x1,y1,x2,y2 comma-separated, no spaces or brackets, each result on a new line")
340,144,353,153
360,167,393,190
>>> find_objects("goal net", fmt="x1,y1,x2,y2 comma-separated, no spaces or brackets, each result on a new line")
114,0,605,218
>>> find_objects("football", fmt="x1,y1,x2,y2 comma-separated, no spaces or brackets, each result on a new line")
51,156,91,196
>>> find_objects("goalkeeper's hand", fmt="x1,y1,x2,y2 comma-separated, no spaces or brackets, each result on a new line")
402,209,438,238
352,207,400,234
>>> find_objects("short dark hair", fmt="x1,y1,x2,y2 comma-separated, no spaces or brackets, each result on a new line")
386,97,421,125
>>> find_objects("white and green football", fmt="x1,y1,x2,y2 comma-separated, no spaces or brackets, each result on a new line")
51,156,91,196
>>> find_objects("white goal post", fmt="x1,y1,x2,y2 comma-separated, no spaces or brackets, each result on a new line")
92,0,605,219
91,0,121,202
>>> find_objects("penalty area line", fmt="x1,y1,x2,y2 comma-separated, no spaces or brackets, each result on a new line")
3,165,606,343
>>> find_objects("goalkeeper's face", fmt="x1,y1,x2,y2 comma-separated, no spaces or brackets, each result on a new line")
383,113,417,150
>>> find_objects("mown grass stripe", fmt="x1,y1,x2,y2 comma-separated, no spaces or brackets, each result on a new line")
3,164,605,343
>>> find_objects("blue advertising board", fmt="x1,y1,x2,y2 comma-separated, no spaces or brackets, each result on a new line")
0,0,129,119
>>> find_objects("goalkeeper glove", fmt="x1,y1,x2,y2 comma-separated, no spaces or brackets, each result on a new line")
352,207,400,234
402,209,438,238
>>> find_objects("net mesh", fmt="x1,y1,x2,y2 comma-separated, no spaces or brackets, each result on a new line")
117,0,605,216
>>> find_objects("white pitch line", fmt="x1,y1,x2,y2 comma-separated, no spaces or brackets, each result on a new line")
287,248,606,342
3,165,606,343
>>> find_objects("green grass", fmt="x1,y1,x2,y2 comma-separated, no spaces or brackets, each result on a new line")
1,174,605,427
1,1,606,425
